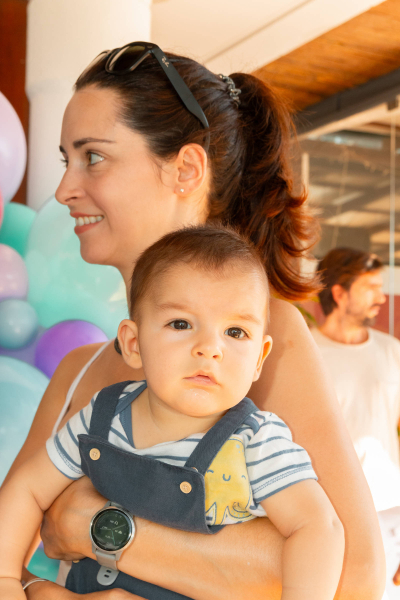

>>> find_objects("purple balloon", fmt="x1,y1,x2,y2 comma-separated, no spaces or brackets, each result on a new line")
34,320,108,378
0,93,27,203
0,244,28,301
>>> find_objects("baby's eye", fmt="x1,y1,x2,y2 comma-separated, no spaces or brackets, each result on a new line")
87,152,104,165
168,320,192,330
225,327,246,339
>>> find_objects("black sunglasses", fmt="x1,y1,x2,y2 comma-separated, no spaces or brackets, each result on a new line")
85,42,209,131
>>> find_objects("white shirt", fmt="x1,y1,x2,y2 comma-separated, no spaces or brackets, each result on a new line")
311,327,400,512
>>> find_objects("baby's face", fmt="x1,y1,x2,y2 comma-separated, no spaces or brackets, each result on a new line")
130,262,271,419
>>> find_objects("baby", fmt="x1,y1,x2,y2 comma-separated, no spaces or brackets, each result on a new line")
0,226,344,599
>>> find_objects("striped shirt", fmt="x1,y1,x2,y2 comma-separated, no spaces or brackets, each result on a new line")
46,381,317,521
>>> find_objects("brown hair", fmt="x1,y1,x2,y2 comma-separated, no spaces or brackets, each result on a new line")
318,247,383,316
76,50,319,301
129,225,268,321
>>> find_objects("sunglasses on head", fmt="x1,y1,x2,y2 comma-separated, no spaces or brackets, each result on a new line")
83,42,209,131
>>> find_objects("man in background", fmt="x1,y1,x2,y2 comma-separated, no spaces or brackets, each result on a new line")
312,247,400,600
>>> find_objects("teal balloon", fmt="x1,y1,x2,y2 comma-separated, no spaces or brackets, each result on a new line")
0,299,39,349
0,202,36,256
0,357,49,484
28,546,59,583
25,196,128,338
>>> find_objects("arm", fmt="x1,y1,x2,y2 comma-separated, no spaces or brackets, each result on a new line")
262,480,344,600
10,301,385,600
251,297,386,600
41,477,285,600
22,566,146,600
0,448,72,600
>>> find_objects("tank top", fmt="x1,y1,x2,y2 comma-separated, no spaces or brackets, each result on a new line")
54,340,111,586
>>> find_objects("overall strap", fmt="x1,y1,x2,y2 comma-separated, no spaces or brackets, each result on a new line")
89,381,138,439
185,397,258,475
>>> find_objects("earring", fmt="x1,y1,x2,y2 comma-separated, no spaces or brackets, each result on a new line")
180,188,184,193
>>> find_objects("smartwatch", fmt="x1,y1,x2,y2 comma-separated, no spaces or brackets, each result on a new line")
90,501,135,585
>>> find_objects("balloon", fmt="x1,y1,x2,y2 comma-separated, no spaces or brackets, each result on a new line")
0,189,3,229
0,244,28,301
0,299,39,349
0,202,36,256
0,93,27,203
35,320,108,378
0,326,44,366
28,545,59,583
25,196,128,338
0,357,48,484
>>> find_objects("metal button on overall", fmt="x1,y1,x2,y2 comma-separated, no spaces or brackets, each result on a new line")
90,448,101,461
180,481,192,494
69,380,258,598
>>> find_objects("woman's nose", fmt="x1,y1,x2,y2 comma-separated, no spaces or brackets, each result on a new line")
55,168,85,206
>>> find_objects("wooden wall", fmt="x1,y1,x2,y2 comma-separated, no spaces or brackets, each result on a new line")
0,0,28,205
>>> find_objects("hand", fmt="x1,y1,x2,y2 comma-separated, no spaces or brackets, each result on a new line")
41,477,105,561
23,567,147,600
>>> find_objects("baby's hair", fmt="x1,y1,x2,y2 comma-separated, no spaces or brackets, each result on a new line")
129,225,269,321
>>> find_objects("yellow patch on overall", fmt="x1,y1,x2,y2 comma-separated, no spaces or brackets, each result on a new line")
204,435,254,525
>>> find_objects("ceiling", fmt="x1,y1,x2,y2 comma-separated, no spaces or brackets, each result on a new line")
152,0,382,75
254,0,400,112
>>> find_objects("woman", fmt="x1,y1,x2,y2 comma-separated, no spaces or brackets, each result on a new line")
7,43,384,599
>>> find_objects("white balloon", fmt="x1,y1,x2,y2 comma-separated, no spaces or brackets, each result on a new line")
0,93,27,203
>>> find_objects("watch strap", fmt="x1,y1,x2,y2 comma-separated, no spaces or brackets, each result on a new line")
96,565,119,586
95,548,119,570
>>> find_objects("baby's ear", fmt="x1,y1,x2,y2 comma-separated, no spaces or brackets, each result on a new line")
253,335,273,382
117,319,142,370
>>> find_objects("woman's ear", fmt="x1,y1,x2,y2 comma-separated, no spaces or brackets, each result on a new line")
253,335,273,382
174,143,208,196
117,319,142,370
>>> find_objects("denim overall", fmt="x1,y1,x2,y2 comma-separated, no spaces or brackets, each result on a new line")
66,381,258,598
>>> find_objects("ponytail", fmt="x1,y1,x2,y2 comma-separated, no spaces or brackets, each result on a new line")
208,73,320,301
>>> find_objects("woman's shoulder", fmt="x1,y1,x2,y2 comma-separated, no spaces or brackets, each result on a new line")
268,297,311,342
55,342,108,379
269,297,305,322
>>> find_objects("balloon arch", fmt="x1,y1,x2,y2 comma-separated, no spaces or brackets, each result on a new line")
0,91,128,580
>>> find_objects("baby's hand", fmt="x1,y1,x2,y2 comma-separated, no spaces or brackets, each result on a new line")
0,576,25,600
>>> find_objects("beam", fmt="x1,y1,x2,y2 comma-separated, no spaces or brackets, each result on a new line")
296,66,400,135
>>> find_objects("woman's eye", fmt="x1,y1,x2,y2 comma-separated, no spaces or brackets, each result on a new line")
225,327,246,339
87,152,104,165
60,157,68,168
168,320,192,330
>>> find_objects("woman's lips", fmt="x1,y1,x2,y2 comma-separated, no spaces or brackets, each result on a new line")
74,221,102,234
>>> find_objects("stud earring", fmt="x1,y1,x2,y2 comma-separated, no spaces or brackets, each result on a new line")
180,188,184,193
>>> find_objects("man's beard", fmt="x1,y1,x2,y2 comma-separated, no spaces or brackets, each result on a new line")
346,304,381,328
361,315,376,327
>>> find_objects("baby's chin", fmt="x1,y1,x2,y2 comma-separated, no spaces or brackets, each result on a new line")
177,388,233,418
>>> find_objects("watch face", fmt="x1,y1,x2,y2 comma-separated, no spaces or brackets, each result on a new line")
91,508,133,552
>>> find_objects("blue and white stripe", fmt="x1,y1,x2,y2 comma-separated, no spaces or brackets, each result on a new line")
46,381,317,517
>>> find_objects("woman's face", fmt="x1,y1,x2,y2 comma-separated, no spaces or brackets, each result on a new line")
56,86,208,281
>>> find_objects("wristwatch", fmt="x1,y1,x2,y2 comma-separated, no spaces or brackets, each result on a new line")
90,501,135,585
